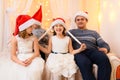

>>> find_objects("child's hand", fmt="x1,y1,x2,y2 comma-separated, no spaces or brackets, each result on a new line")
19,61,27,67
73,43,86,55
23,58,33,66
80,43,86,52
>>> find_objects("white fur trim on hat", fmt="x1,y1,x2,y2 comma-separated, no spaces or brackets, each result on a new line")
34,19,41,25
50,20,66,28
74,11,88,21
19,19,40,31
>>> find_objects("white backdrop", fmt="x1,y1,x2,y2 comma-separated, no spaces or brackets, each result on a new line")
100,0,120,56
0,0,4,52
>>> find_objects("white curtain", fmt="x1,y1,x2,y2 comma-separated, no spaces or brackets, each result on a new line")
49,0,84,30
49,0,82,19
100,0,120,56
2,0,33,52
49,0,100,30
0,0,4,52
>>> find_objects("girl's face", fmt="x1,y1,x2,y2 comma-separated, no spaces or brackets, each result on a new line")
53,24,64,35
26,25,34,34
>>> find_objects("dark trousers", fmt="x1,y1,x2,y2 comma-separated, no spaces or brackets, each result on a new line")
74,49,111,80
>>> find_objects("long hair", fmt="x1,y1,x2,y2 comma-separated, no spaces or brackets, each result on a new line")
18,30,33,39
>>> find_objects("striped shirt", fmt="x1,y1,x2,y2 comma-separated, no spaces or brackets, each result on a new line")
68,29,110,52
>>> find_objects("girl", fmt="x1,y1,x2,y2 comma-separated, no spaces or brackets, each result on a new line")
40,18,86,80
10,15,44,80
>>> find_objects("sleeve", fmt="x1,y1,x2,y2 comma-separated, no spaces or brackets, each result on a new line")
94,31,110,52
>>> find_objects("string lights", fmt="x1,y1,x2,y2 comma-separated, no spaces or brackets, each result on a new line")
42,0,52,30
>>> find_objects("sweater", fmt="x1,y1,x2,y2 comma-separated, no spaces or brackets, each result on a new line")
68,29,110,52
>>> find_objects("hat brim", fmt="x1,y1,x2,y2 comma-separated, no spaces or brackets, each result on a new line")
74,11,88,21
19,19,41,31
50,20,66,28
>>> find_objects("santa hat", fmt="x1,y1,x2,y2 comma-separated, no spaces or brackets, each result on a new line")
74,11,88,21
13,15,38,36
32,5,42,25
13,5,42,36
50,18,66,28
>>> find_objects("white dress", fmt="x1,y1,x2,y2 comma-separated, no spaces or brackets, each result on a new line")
46,36,78,78
0,35,44,80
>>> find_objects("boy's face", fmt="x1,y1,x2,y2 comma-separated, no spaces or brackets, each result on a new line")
75,16,88,29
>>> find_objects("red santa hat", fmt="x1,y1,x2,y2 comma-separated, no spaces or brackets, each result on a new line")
32,5,42,25
74,11,88,21
13,5,42,36
50,18,66,28
13,15,38,36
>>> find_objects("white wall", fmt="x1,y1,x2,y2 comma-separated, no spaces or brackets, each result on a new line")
0,0,4,52
100,0,120,56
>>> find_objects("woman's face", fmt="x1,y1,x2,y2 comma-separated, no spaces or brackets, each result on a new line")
53,24,64,35
75,16,88,29
26,25,34,34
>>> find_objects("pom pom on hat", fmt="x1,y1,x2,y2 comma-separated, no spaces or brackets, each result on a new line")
50,17,66,28
74,11,88,21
